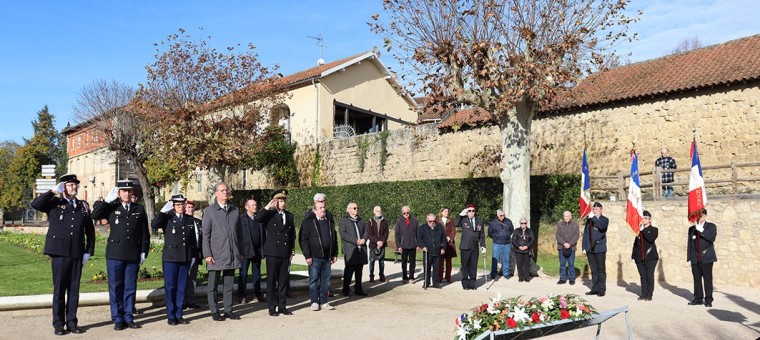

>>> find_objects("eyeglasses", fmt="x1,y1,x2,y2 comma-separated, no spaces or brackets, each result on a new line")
349,207,357,210
402,212,410,215
520,222,528,225
467,210,475,212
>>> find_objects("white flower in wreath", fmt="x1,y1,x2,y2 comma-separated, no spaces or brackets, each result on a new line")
456,324,470,340
509,305,530,323
487,292,503,314
471,319,482,330
541,298,555,310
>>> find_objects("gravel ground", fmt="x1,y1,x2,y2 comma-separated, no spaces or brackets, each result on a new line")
1,257,758,340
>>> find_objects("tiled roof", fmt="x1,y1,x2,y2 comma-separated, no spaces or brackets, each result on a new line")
438,34,760,129
438,107,493,129
276,51,373,89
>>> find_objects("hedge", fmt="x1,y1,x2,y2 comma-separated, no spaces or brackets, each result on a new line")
233,175,580,229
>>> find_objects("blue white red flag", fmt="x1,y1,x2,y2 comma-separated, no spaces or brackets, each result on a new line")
579,148,591,218
688,140,707,223
626,150,643,235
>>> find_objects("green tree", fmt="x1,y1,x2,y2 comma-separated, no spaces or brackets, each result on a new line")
0,140,21,214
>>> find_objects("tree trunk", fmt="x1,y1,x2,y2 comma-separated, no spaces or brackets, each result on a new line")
132,162,156,234
499,98,536,225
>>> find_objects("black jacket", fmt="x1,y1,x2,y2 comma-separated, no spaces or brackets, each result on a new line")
299,212,338,260
632,225,659,263
151,212,197,263
31,191,95,258
416,223,447,256
687,222,717,263
255,208,295,258
456,215,486,250
189,216,203,259
488,218,514,244
92,200,150,262
240,213,264,259
582,215,609,253
511,227,535,254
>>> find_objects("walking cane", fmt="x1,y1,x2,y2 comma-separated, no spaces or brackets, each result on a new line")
423,249,428,290
482,249,488,284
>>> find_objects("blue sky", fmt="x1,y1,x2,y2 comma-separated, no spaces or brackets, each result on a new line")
1,0,758,144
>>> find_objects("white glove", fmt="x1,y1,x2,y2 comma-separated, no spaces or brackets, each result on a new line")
582,250,587,255
105,187,119,203
480,247,486,254
588,212,594,219
140,252,146,265
696,224,704,233
459,209,469,216
82,253,91,265
160,201,173,213
54,182,66,194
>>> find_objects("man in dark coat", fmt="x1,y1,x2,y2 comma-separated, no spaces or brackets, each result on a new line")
31,174,95,335
582,202,609,297
91,179,150,330
488,209,514,280
255,189,296,316
367,205,389,282
151,194,197,325
202,182,243,321
687,208,717,307
300,200,338,311
632,210,658,301
556,211,580,285
339,202,369,297
456,204,486,290
183,200,203,310
417,213,447,288
394,205,419,283
238,198,265,304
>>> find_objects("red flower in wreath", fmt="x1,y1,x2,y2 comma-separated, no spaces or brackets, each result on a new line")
560,309,570,319
506,318,517,329
531,311,540,323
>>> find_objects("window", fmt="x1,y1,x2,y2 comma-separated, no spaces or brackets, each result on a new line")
196,173,203,193
77,135,81,148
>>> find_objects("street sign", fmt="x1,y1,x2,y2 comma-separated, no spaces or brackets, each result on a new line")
35,178,56,193
41,164,56,178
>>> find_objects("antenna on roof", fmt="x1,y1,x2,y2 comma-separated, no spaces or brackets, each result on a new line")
307,26,328,65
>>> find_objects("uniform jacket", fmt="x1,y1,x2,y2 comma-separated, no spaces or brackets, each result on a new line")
687,222,717,263
511,227,535,254
367,217,389,250
394,216,419,250
189,216,203,259
255,207,296,258
299,212,338,260
31,191,95,258
92,200,150,262
240,213,265,259
582,215,609,253
632,225,659,263
556,219,580,250
488,218,514,244
151,212,197,263
339,214,369,265
416,223,447,256
201,202,242,270
437,217,457,258
456,215,486,250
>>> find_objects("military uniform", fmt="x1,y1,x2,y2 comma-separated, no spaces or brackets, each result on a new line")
31,179,95,334
184,214,203,308
456,215,486,290
151,197,197,324
687,221,717,306
632,223,658,300
254,198,295,315
582,213,609,295
91,182,149,329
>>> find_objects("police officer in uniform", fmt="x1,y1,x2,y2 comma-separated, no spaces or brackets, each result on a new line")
255,189,295,316
582,202,609,297
31,174,95,336
632,210,658,301
456,204,486,290
183,200,203,309
152,194,197,325
91,179,150,331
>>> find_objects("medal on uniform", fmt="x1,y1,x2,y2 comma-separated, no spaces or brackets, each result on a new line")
115,218,119,225
59,214,64,221
172,227,176,234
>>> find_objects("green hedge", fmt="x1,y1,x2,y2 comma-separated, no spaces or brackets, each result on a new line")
234,175,580,228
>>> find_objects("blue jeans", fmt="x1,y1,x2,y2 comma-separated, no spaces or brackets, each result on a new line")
490,243,511,277
106,259,139,323
559,249,576,281
369,250,385,277
238,256,263,298
308,257,331,304
661,186,674,197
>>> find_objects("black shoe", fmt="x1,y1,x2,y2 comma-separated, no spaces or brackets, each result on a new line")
557,280,566,284
355,291,368,297
597,292,605,297
434,284,442,289
54,327,66,336
177,317,189,324
705,302,712,307
211,312,223,321
268,311,279,317
637,296,646,301
278,309,293,315
687,299,703,306
380,275,388,282
127,322,141,329
67,323,84,334
369,276,375,282
569,280,576,285
341,291,351,297
168,319,177,326
133,308,143,315
185,303,199,310
113,322,125,331
256,294,266,303
644,296,653,301
224,312,241,320
585,291,598,295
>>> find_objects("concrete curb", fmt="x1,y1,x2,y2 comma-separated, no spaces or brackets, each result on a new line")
0,269,344,311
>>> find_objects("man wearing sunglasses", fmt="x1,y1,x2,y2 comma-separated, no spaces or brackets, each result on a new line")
457,204,486,290
394,206,420,283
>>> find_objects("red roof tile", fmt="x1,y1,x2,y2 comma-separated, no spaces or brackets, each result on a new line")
438,107,493,129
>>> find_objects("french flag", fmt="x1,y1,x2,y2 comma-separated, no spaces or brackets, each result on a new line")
579,148,591,218
626,150,643,234
688,140,707,223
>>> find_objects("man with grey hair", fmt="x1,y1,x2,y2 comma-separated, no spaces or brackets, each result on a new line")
556,211,580,285
488,209,514,280
367,205,389,282
395,205,420,283
417,213,447,288
339,202,369,296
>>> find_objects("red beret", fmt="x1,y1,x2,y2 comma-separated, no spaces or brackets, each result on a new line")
466,204,476,210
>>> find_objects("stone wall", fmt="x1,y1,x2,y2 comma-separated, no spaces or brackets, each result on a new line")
600,198,759,288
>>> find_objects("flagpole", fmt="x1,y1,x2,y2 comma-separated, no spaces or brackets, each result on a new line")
692,127,700,222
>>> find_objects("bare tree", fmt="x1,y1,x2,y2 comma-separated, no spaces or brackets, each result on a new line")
670,36,703,55
73,80,158,222
372,0,638,222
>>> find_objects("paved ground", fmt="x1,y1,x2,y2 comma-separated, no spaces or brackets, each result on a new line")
1,256,758,340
